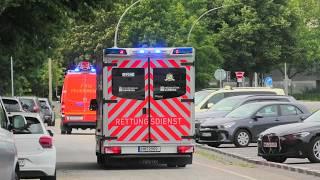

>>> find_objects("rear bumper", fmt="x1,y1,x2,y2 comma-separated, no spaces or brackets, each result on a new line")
63,122,96,129
99,153,193,165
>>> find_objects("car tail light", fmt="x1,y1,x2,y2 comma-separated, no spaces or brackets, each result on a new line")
39,136,53,148
33,106,40,113
104,146,121,154
177,146,194,154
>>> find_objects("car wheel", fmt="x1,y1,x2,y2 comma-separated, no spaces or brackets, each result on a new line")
307,136,320,163
14,167,20,180
234,129,251,147
263,156,287,163
207,143,221,148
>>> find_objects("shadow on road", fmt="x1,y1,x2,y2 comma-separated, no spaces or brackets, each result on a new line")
57,161,186,171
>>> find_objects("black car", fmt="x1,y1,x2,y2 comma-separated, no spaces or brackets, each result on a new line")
195,95,297,139
198,102,310,148
258,110,320,163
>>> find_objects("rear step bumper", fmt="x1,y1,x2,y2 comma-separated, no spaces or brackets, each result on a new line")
99,153,193,165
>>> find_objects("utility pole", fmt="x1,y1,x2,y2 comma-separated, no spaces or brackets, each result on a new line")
48,58,53,103
284,62,289,95
11,56,14,96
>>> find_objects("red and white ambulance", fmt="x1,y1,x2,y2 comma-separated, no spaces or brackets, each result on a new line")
91,47,195,167
61,61,96,134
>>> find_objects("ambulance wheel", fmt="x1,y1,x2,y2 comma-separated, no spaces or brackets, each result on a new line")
67,129,72,134
167,164,176,168
61,130,66,134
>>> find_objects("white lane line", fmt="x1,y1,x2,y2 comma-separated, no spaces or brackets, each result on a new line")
194,162,258,180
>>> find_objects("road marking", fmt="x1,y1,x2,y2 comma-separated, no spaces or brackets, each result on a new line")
194,162,258,180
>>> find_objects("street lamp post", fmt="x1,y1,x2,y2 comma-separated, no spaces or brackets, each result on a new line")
187,4,241,44
114,0,143,48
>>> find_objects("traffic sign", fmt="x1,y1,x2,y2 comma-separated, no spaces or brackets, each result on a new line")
265,76,273,87
235,71,245,82
214,69,226,81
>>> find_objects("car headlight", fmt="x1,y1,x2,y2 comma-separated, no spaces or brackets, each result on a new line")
220,122,235,129
283,132,310,140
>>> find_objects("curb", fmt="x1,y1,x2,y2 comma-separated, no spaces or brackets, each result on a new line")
196,144,320,177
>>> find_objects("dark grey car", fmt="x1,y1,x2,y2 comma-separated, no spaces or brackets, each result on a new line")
258,110,320,163
195,95,297,139
39,98,55,126
198,102,310,148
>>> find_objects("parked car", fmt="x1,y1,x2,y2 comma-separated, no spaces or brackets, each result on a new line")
2,96,24,113
195,87,285,112
39,98,55,126
18,96,45,122
8,112,56,180
198,102,310,147
0,97,27,180
195,95,298,138
258,110,320,163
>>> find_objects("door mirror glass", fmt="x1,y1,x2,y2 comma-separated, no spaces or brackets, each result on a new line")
89,99,98,111
253,115,263,121
12,115,27,129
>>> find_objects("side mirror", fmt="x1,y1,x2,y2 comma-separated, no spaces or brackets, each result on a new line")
89,99,98,111
253,115,263,121
300,116,308,121
12,115,27,130
207,103,214,109
47,129,54,137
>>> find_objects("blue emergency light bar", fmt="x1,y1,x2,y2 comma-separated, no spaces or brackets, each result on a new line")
105,48,127,55
172,48,193,54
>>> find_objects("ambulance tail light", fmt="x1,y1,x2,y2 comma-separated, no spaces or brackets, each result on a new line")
172,48,193,54
39,136,53,149
106,48,127,55
104,146,121,154
177,146,194,154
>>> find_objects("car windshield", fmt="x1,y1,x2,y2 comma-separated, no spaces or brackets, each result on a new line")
195,90,213,106
19,98,36,112
305,110,320,122
210,97,242,111
225,103,262,119
2,99,21,112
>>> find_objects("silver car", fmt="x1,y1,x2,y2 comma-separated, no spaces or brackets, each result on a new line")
0,97,27,180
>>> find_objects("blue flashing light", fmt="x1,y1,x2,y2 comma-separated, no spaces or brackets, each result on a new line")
172,47,193,54
74,68,80,72
155,49,161,53
91,68,96,73
138,49,145,54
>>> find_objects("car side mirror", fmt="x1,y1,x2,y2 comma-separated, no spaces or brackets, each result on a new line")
47,129,54,137
89,99,97,111
253,115,263,121
12,115,27,130
207,103,214,109
300,116,308,121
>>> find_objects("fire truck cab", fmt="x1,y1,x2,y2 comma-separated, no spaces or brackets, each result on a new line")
91,47,195,167
61,61,97,134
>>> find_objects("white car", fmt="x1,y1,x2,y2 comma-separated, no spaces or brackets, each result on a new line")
9,112,56,180
0,98,20,180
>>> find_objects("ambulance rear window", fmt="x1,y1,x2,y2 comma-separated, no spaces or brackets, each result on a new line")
153,68,186,100
112,68,145,100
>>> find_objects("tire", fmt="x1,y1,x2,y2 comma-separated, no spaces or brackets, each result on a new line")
263,156,287,163
234,129,251,147
207,143,221,148
167,164,176,167
97,155,104,166
40,171,56,180
177,164,186,168
67,129,72,134
307,136,320,163
61,130,66,134
14,166,20,180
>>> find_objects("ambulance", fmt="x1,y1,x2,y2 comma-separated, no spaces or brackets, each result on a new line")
60,61,96,134
91,47,195,167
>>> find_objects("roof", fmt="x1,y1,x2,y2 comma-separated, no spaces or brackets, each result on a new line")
7,112,41,119
1,96,19,101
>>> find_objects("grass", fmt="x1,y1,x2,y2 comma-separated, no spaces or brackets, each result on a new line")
196,149,255,168
292,88,320,101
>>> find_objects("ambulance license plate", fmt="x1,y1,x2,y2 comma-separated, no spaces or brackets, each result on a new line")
263,142,277,148
138,146,161,152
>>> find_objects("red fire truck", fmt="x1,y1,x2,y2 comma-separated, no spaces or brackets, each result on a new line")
60,61,96,134
90,47,195,167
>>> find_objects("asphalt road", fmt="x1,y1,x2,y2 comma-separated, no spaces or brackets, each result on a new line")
45,128,318,180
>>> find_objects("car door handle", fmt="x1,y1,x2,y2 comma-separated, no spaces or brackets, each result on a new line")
275,119,280,121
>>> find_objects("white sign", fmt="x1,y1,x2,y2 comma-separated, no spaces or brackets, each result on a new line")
214,69,226,81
